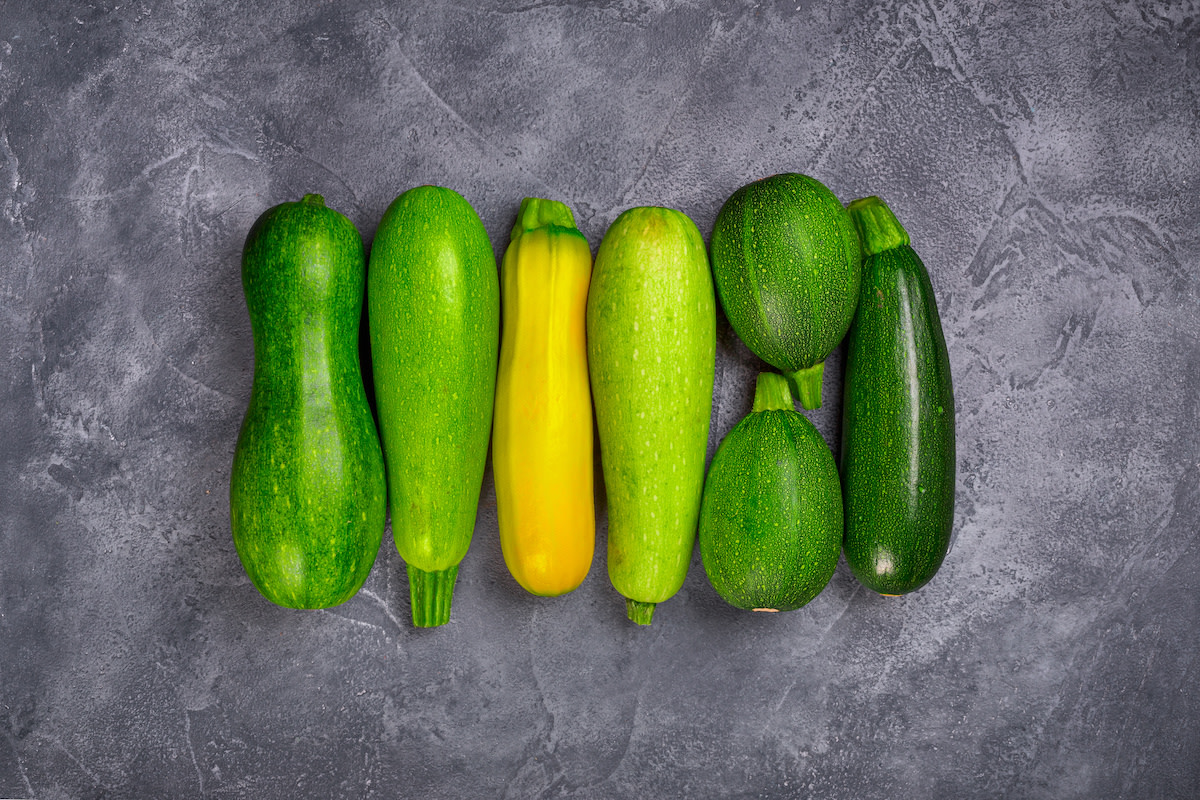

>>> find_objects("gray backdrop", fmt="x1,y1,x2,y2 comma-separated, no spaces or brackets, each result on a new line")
2,1,1198,798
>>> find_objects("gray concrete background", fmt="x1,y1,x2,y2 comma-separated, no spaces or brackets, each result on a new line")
2,1,1198,797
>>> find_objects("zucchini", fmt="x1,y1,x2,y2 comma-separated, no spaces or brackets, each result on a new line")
230,194,386,609
698,372,842,611
368,186,499,626
709,173,862,409
493,198,595,596
841,196,955,595
587,206,716,625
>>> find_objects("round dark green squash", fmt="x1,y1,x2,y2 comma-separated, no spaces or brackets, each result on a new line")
709,173,862,409
841,196,955,596
230,194,386,609
698,372,843,612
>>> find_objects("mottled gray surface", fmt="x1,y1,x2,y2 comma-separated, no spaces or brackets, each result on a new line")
2,1,1198,797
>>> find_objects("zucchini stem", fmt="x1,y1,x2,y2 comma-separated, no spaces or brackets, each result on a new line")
847,196,909,256
511,196,579,241
786,363,825,410
626,598,656,625
751,371,795,413
407,563,459,627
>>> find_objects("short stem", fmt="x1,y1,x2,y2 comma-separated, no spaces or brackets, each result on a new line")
511,197,579,240
626,599,656,625
847,196,909,256
787,363,825,410
751,371,795,413
301,193,326,207
407,563,459,627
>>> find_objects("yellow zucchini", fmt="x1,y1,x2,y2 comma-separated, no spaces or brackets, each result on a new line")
493,198,596,596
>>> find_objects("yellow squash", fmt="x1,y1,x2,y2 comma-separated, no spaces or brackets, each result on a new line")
493,198,596,596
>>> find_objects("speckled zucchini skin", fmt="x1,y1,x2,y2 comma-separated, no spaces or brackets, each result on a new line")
587,206,715,624
367,185,499,625
698,372,842,612
230,194,386,609
841,196,955,596
709,173,862,407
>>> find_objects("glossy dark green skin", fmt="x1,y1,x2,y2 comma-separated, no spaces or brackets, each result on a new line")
367,186,499,575
841,245,955,595
709,173,862,372
699,408,842,612
230,196,386,609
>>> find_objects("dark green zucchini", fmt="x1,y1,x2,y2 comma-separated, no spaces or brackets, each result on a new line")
841,196,955,595
698,372,842,612
230,194,386,609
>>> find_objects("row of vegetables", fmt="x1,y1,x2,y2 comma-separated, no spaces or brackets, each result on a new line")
228,173,955,627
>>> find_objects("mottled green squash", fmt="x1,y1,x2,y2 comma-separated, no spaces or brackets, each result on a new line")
230,194,386,609
699,372,842,612
710,173,862,409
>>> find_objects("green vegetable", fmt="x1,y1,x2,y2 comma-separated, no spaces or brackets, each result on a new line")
230,194,386,609
709,173,862,409
698,372,842,611
368,186,499,626
841,196,955,595
587,206,716,625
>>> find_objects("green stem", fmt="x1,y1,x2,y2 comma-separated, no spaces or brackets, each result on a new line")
786,363,825,410
511,197,580,241
751,371,795,413
626,599,656,625
847,196,909,256
407,563,459,627
301,193,326,207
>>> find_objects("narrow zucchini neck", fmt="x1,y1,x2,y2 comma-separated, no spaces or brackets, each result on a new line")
751,372,795,413
785,363,824,410
511,197,581,241
407,563,459,627
847,196,909,256
626,599,656,625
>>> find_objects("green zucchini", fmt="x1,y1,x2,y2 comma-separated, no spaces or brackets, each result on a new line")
368,186,499,627
841,196,955,595
230,194,386,609
709,173,862,409
587,206,716,625
698,372,842,611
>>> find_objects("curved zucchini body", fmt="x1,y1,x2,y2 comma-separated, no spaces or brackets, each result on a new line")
841,196,955,595
368,186,499,626
709,173,862,409
493,198,595,597
230,194,386,609
699,372,842,612
587,206,716,625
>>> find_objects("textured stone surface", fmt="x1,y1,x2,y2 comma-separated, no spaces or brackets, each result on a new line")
2,1,1199,797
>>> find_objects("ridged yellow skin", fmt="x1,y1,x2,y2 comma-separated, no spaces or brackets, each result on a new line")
493,198,595,596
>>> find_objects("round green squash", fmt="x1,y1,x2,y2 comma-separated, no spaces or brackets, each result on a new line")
230,194,386,609
698,372,842,612
709,173,862,409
